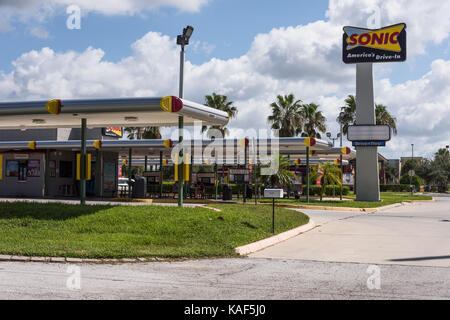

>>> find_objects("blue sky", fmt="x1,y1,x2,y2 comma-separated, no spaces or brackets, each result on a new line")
0,1,329,69
0,0,446,82
0,0,449,159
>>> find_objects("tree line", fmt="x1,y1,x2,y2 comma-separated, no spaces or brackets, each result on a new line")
125,92,397,141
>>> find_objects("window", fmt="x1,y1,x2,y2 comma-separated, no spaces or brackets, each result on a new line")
27,160,41,177
59,161,73,178
6,160,19,177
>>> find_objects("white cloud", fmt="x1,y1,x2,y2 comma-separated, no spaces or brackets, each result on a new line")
0,0,209,16
0,0,209,36
30,26,50,39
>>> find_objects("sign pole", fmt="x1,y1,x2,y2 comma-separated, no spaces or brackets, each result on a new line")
340,153,343,200
355,63,380,201
272,197,275,234
128,147,133,198
80,118,87,205
159,151,163,198
306,146,310,203
244,142,247,203
215,162,218,200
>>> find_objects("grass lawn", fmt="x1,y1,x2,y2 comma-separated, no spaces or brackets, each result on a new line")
0,202,308,259
257,192,433,208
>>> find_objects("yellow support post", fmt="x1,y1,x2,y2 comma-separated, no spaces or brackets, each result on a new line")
174,154,179,182
183,153,190,182
77,153,92,181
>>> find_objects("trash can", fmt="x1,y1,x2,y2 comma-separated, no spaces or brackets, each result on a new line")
246,184,252,199
132,175,147,198
222,184,232,201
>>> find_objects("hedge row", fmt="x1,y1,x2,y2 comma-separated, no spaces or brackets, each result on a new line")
380,184,412,192
147,183,250,195
299,185,350,196
147,183,350,197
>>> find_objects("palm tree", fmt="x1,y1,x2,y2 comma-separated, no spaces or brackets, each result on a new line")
337,95,356,135
376,104,398,135
337,94,398,135
201,93,238,138
384,164,398,184
430,148,450,192
124,127,161,140
300,103,327,138
310,162,342,201
267,94,303,137
260,154,295,188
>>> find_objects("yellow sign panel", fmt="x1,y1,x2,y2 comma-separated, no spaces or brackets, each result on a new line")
304,137,316,147
174,154,179,181
93,140,102,149
345,24,405,52
183,154,190,182
76,153,92,180
45,99,62,115
163,139,173,149
28,141,36,150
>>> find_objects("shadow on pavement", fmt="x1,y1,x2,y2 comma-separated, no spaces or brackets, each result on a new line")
388,255,450,262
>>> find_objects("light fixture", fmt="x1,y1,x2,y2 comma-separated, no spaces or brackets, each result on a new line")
177,25,194,46
32,119,46,124
125,116,138,122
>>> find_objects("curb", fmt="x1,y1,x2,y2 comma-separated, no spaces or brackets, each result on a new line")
257,198,435,213
111,198,216,204
258,202,378,212
0,255,168,264
234,220,316,256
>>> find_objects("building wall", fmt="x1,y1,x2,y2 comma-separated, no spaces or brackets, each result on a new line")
0,150,119,198
0,128,119,142
0,152,45,197
0,129,57,141
47,150,78,197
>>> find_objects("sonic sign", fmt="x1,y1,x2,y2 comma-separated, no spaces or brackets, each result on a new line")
343,23,406,64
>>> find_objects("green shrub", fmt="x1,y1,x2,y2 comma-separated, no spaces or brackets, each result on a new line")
399,174,423,190
380,184,411,192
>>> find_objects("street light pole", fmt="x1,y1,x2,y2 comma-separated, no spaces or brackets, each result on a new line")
339,112,344,201
178,45,185,207
176,26,194,208
410,143,414,195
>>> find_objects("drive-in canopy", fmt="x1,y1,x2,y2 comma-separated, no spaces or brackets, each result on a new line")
0,138,354,161
0,96,229,129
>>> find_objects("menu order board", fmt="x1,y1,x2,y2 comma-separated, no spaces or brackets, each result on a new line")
27,160,41,177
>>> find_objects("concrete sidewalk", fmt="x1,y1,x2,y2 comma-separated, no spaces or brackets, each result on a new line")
250,197,450,268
